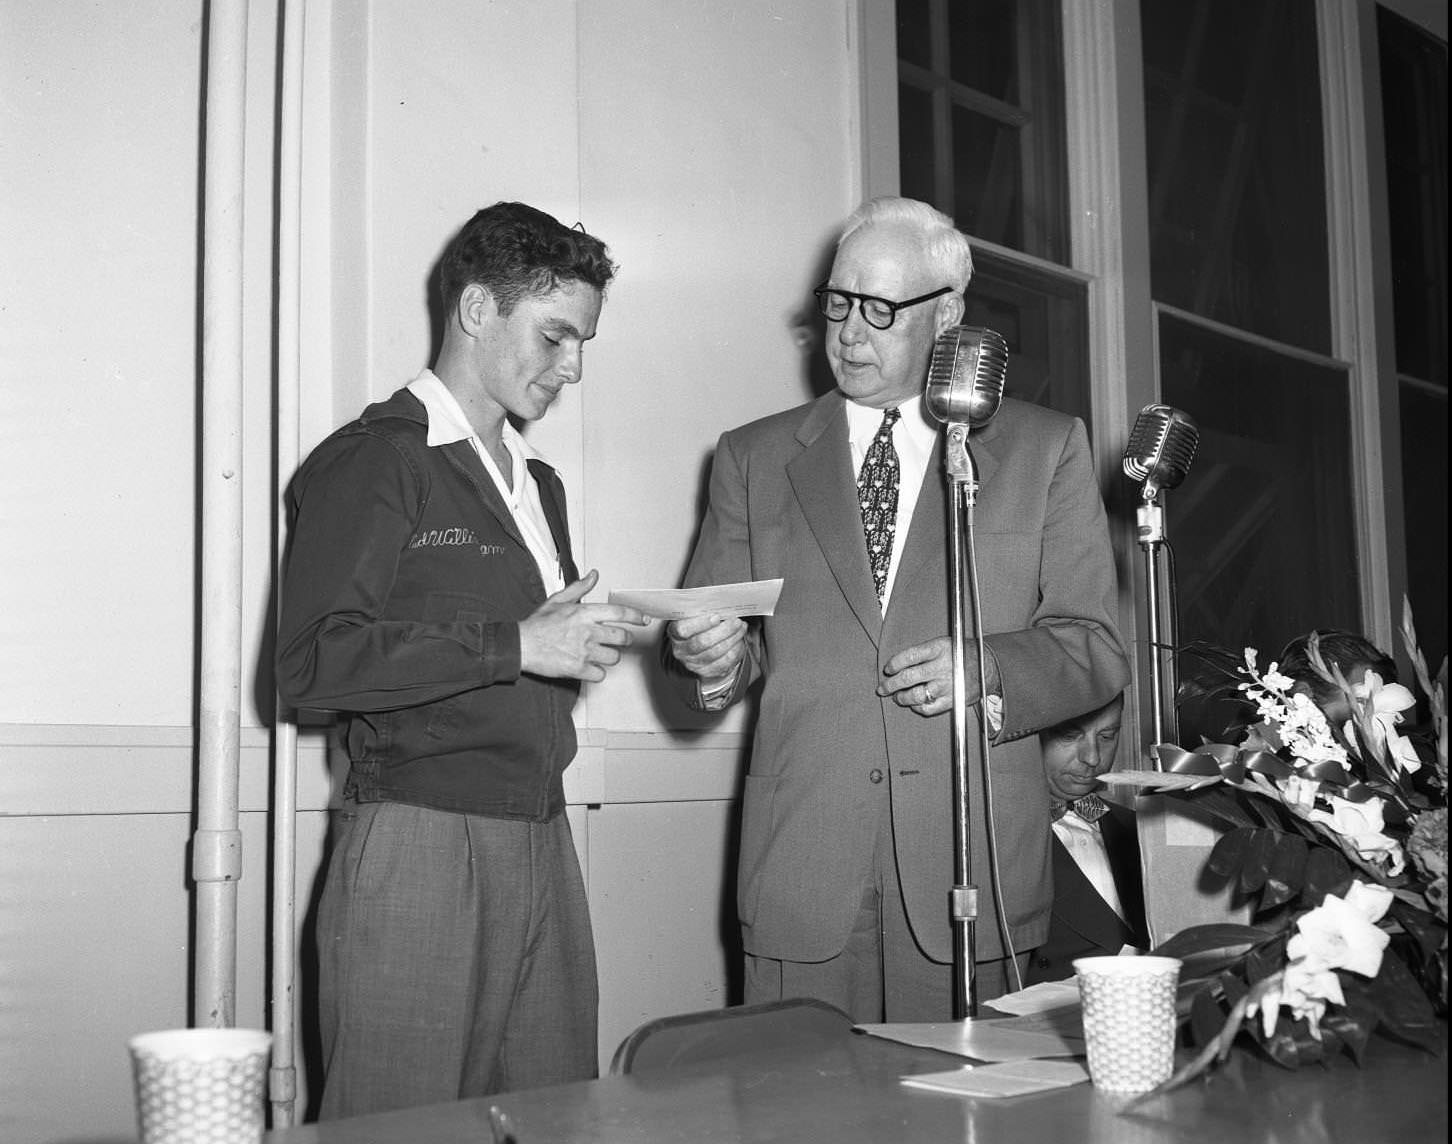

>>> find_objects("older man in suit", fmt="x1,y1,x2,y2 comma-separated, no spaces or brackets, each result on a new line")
1026,694,1150,984
663,196,1128,1019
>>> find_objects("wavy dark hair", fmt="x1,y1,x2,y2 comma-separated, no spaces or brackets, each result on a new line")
438,201,616,317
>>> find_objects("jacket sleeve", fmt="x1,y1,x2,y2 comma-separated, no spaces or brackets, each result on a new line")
274,431,522,713
659,428,764,711
986,416,1130,741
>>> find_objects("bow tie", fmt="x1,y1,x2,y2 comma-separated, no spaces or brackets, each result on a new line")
1052,793,1108,824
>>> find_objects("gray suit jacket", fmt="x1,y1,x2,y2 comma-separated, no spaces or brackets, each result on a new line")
670,391,1128,964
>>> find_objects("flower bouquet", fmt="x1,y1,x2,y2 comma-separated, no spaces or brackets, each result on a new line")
1110,600,1447,1103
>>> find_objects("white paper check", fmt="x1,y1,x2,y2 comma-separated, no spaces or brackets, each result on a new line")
607,579,783,621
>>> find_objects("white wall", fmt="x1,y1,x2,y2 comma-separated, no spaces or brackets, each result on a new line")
0,1,861,1139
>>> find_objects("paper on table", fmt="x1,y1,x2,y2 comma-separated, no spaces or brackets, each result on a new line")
988,980,1081,1016
607,579,783,621
856,1019,1081,1062
901,1059,1090,1099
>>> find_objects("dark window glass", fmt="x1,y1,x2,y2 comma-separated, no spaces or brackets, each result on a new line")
948,0,1018,100
1141,0,1330,353
1157,314,1359,743
1378,7,1448,673
897,82,937,207
1378,8,1447,389
896,0,932,70
965,249,1089,430
952,107,1023,251
897,0,1067,264
1398,384,1448,672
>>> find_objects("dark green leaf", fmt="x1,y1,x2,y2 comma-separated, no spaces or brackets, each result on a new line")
1324,979,1380,1064
1366,951,1443,1051
1259,833,1309,911
1301,848,1354,905
1239,828,1278,893
1388,898,1447,961
1152,923,1274,961
1189,984,1227,1048
1207,826,1255,881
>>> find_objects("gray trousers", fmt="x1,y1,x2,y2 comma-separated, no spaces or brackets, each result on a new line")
315,801,598,1119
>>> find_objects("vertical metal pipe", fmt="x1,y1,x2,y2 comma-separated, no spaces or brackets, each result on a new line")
270,0,305,1125
195,0,251,1029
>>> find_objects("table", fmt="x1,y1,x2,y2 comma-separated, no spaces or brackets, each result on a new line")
264,1022,1447,1144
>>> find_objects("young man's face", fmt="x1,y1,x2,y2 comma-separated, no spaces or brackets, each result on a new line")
476,279,603,422
1041,697,1124,803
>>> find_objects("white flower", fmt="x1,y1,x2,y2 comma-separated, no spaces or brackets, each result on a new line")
1249,964,1341,1039
1345,672,1422,776
1287,881,1393,978
1276,774,1321,815
1306,796,1406,875
1262,662,1297,692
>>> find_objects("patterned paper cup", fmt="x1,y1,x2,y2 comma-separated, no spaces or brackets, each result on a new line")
129,1028,272,1144
1073,956,1181,1094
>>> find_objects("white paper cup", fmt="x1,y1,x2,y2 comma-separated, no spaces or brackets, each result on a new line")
1073,955,1181,1094
129,1028,272,1144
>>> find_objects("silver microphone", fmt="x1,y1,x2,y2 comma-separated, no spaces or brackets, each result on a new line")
924,326,1008,429
1122,403,1199,497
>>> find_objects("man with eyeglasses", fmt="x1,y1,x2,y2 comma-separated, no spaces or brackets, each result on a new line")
662,196,1127,1019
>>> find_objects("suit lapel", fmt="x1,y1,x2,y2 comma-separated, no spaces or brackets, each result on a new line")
1051,834,1134,951
1100,808,1149,947
786,395,883,646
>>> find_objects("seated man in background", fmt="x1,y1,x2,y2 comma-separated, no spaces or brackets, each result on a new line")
1026,693,1149,984
1277,628,1399,726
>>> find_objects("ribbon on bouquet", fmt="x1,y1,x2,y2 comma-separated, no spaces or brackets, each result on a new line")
1150,742,1378,804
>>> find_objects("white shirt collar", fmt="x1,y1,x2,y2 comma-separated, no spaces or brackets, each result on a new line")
844,393,936,454
406,369,543,463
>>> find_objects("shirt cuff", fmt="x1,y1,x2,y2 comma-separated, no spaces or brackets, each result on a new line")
698,663,742,711
983,692,1003,735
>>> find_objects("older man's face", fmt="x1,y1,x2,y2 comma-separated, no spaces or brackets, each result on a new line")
1041,697,1125,804
823,222,958,409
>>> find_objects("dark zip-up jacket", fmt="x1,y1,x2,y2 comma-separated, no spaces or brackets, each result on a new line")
275,387,580,820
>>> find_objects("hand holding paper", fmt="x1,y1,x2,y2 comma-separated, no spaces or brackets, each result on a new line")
607,578,783,621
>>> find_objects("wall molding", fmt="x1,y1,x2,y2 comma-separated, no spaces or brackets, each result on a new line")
0,724,749,817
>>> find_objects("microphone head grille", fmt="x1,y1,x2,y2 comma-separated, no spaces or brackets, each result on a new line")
925,326,1008,427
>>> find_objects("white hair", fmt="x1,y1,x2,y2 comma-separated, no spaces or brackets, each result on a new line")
837,196,974,292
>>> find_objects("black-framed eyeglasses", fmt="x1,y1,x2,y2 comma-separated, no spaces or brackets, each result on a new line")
812,283,954,330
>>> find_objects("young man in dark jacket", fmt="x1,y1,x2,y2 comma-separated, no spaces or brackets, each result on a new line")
276,202,646,1118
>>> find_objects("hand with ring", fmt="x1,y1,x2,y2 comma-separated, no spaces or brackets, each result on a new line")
877,636,962,718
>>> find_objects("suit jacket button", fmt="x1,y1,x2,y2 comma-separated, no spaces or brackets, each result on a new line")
868,768,884,784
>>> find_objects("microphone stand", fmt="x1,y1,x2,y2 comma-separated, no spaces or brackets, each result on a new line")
944,421,990,1018
1135,489,1176,758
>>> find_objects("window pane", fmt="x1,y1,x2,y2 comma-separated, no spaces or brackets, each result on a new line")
895,0,932,70
1399,383,1448,673
1157,314,1359,742
896,0,1068,264
965,249,1089,430
948,0,1019,101
897,82,937,206
1378,8,1448,388
1141,0,1330,353
952,107,1023,251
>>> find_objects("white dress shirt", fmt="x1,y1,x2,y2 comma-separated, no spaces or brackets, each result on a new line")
1052,807,1128,923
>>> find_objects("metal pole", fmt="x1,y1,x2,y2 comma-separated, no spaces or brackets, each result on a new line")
195,0,250,1029
269,0,305,1123
944,424,978,1019
1136,497,1168,760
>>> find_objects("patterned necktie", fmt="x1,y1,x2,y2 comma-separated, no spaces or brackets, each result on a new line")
858,407,902,602
1052,793,1109,824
